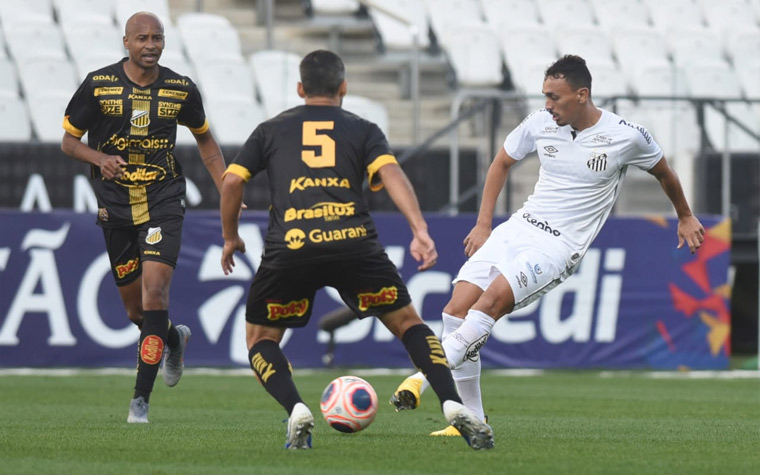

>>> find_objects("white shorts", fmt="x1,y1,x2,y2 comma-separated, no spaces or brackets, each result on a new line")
453,218,577,310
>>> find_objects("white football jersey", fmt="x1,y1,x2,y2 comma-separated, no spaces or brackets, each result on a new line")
503,108,662,264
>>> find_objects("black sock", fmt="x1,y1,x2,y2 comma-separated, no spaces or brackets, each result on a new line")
166,320,179,348
249,340,303,415
133,310,169,403
402,324,462,407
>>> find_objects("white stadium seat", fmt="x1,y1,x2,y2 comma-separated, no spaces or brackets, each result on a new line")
53,0,114,28
207,100,266,145
480,0,540,28
666,28,726,68
589,63,628,98
74,52,122,81
176,12,232,30
64,23,123,67
684,62,743,99
249,50,303,118
700,0,759,42
629,61,687,97
114,0,171,27
704,103,760,152
0,58,19,98
0,0,54,29
425,0,484,48
555,26,616,68
175,124,197,146
5,22,67,66
590,0,650,31
736,63,760,100
309,0,361,15
0,95,32,141
27,92,70,142
445,23,503,88
500,24,556,90
646,0,704,32
726,29,760,67
181,23,244,66
18,56,79,100
368,0,431,51
342,95,390,138
158,51,195,78
0,25,7,58
611,27,669,81
195,59,256,105
536,0,596,29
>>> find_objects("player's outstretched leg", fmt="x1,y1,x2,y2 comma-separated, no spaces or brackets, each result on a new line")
163,324,191,387
285,402,314,450
442,401,494,450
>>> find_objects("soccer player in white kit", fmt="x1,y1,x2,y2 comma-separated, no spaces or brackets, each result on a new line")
390,55,706,436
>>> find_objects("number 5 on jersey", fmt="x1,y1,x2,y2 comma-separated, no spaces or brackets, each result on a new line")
302,121,335,168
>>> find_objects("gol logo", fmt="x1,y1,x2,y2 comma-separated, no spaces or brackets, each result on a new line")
284,229,306,250
140,335,164,365
267,299,309,321
357,286,398,311
115,257,140,279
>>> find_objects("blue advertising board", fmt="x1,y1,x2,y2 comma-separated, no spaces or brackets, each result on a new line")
0,210,730,369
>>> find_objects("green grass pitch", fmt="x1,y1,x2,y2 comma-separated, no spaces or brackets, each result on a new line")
1,369,758,474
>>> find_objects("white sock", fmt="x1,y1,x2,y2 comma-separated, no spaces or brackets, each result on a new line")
442,309,495,369
453,358,484,421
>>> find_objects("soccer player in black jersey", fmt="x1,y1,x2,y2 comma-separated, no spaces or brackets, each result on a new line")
61,12,227,423
220,50,494,450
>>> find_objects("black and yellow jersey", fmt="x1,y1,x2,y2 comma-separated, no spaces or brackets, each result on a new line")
226,105,397,268
63,58,208,227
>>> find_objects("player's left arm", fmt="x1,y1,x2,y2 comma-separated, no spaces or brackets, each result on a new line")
376,163,438,271
219,172,247,275
194,129,226,195
647,156,705,253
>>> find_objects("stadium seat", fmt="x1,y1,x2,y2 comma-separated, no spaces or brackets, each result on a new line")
0,0,54,29
666,28,726,68
0,95,32,141
629,61,687,97
74,52,122,80
700,0,759,43
175,124,197,146
645,0,704,32
590,0,650,32
5,22,67,66
555,26,616,68
535,0,596,29
500,25,556,91
158,50,195,78
342,95,390,137
611,27,670,82
18,56,78,100
517,58,556,106
444,23,503,88
726,29,760,67
114,0,171,27
588,62,628,99
180,23,244,66
176,12,232,30
207,100,266,145
0,25,7,58
425,0,484,48
0,58,19,98
704,103,760,152
64,23,123,68
684,62,742,99
479,0,540,29
367,0,431,51
27,92,70,142
195,59,256,106
307,0,361,15
736,62,760,100
249,50,303,118
53,0,114,28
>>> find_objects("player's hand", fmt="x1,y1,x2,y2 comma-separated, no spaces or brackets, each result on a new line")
677,215,705,254
99,155,127,180
239,201,248,219
221,235,246,275
410,230,438,271
463,223,491,257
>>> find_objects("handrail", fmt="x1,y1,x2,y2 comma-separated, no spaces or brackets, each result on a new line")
359,0,421,144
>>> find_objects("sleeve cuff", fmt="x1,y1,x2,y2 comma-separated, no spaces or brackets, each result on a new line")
184,119,210,135
223,163,252,182
366,154,398,192
62,116,86,138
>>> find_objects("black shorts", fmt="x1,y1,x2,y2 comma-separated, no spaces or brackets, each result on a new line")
245,250,412,328
102,215,184,287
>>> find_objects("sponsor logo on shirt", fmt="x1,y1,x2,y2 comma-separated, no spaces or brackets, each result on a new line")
618,119,652,144
542,126,559,134
267,299,309,321
309,225,367,243
284,202,355,222
92,74,118,82
113,163,167,186
157,101,181,118
516,271,528,289
284,228,306,249
106,135,171,151
158,89,188,100
289,176,350,193
99,99,123,116
164,78,189,86
591,134,612,145
357,286,398,311
543,145,558,158
522,212,561,236
94,87,124,96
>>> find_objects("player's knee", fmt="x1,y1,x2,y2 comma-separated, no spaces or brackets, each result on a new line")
380,306,422,338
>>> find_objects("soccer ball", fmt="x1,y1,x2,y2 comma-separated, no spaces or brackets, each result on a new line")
320,376,378,433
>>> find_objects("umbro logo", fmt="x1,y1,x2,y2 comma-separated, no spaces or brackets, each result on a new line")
543,145,558,158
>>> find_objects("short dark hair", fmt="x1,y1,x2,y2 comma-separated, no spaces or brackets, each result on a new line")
299,50,345,97
545,55,592,92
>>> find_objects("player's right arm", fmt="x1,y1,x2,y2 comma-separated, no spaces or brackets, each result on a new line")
463,147,518,257
219,171,247,275
61,132,126,180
